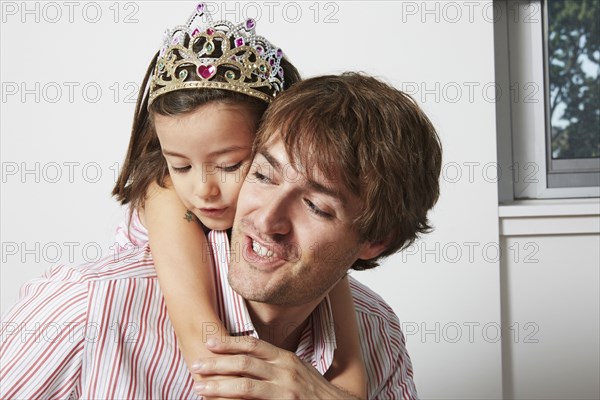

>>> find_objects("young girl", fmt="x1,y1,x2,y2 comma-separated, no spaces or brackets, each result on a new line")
112,4,367,398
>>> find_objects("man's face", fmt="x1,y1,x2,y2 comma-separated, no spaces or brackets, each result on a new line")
228,136,383,307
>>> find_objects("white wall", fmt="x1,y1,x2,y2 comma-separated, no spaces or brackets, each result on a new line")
499,202,600,400
502,233,600,399
2,1,503,398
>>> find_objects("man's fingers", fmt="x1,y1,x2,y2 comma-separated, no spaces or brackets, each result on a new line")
204,336,280,359
194,376,276,399
190,339,342,399
191,354,275,379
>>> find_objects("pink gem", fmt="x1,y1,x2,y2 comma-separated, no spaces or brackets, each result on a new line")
206,28,215,35
192,28,200,37
235,37,244,47
276,48,283,58
196,3,205,14
197,64,216,79
256,45,264,55
245,18,256,30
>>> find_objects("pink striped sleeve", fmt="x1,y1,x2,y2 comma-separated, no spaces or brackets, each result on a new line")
0,264,88,399
349,277,418,399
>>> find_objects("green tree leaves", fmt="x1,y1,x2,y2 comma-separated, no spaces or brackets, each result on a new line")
548,0,599,159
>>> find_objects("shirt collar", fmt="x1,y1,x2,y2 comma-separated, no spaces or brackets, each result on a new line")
208,230,256,337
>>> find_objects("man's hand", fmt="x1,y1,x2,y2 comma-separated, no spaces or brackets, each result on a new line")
191,336,361,399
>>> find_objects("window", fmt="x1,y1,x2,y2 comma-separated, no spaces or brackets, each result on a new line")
495,0,600,200
545,0,599,188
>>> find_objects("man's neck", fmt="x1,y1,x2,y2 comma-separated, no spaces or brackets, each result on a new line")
246,297,324,352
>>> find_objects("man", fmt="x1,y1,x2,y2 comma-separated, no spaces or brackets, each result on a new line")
0,73,441,399
190,72,442,398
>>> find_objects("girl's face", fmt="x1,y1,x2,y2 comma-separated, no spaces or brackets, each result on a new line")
154,102,257,230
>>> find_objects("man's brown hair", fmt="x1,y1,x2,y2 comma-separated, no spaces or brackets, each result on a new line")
254,72,442,270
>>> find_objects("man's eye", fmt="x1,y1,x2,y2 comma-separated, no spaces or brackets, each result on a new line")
218,162,243,173
252,171,272,183
171,165,191,173
304,199,333,219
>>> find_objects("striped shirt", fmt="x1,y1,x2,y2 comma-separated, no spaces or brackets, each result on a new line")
0,212,417,399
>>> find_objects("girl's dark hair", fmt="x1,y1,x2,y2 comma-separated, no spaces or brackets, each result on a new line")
112,52,300,214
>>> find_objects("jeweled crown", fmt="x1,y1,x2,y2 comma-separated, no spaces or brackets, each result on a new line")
148,3,285,107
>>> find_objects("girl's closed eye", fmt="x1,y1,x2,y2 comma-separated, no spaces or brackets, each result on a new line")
217,161,244,172
171,165,191,173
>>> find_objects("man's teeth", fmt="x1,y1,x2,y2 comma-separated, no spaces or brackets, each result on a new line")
252,240,273,258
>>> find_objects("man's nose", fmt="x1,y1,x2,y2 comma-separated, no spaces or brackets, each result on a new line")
252,190,292,236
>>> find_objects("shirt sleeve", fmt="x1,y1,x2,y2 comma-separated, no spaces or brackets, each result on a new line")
0,264,89,399
350,277,418,400
371,332,419,400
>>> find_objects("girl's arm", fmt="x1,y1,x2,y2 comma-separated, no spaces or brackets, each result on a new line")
142,179,228,373
325,276,368,399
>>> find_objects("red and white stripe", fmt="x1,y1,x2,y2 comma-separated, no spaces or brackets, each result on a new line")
0,212,417,399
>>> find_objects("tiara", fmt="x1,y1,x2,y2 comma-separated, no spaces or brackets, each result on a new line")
148,3,285,107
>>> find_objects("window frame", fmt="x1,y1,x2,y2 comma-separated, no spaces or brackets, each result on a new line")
495,0,600,201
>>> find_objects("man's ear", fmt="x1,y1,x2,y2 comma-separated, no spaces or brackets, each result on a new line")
356,239,389,261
